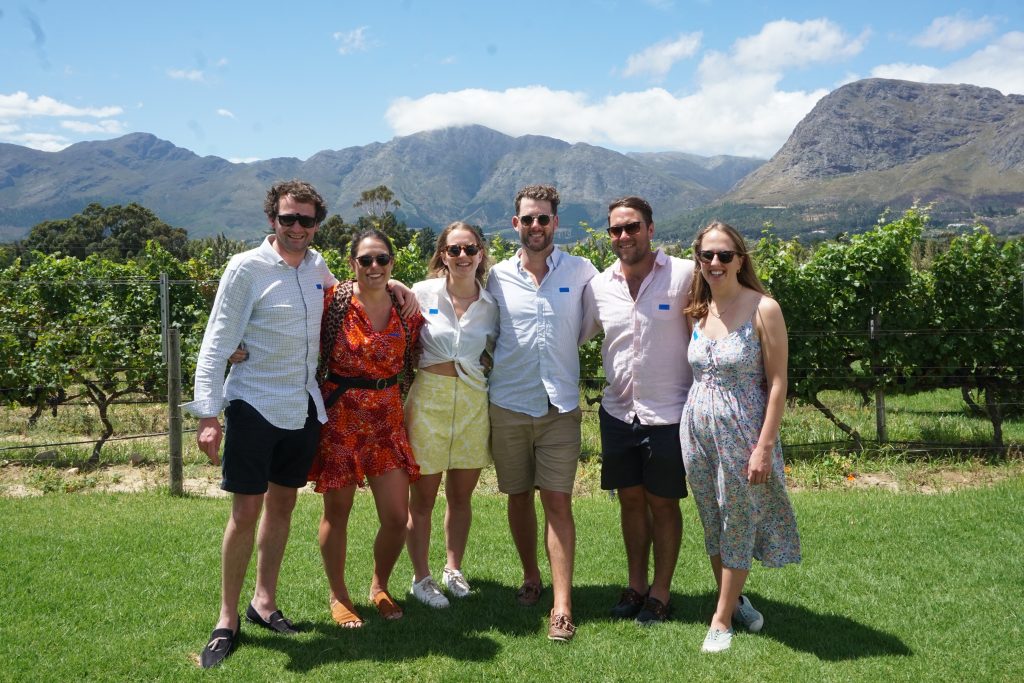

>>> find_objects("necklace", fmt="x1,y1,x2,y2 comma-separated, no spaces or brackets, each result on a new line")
447,287,479,303
709,292,740,319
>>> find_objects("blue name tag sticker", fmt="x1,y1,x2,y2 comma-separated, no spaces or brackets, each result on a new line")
692,331,699,340
659,303,670,310
559,287,570,293
316,283,323,290
428,308,439,315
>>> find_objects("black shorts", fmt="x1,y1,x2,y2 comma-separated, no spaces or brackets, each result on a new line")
599,405,687,499
221,397,321,495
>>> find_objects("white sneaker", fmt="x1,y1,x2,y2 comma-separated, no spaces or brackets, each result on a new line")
733,595,764,632
701,627,734,653
442,568,472,598
411,575,450,608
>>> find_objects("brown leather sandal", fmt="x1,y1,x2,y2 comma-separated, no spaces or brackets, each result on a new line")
330,598,364,628
371,590,404,620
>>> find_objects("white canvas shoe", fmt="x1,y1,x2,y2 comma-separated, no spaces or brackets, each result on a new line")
442,568,472,598
733,595,764,632
411,575,450,608
701,627,734,653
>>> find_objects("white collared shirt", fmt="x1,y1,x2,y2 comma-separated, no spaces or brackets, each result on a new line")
580,250,695,425
412,277,499,392
486,246,598,417
183,236,336,429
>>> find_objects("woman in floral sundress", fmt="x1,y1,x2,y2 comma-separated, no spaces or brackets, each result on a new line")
679,221,800,653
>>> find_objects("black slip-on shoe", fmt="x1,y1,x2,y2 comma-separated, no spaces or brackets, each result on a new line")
200,626,238,668
245,604,300,635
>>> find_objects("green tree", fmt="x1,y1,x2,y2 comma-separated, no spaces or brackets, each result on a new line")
22,203,189,261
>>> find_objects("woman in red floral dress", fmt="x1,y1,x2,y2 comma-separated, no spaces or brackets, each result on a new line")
309,228,423,626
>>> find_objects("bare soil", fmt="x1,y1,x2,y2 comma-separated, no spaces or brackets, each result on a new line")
0,459,1020,498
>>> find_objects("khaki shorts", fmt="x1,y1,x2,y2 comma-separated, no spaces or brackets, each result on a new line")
488,403,582,495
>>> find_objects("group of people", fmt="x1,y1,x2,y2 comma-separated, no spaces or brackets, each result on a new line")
185,180,801,668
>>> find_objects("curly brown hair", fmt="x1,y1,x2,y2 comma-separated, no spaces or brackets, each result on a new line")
514,184,560,215
263,179,328,224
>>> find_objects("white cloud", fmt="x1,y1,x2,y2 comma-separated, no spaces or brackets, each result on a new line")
729,18,867,72
911,14,996,51
5,132,71,152
440,55,457,65
216,108,236,119
386,80,823,158
386,19,866,157
621,32,701,80
215,57,229,67
642,0,674,9
60,119,126,134
228,156,261,164
0,91,122,119
334,26,370,55
167,68,205,82
872,31,1024,95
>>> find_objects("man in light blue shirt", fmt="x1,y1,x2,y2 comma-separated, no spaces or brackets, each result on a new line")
185,180,335,667
486,184,598,642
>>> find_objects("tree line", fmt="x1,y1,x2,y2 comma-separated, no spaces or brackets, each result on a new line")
1,200,1021,460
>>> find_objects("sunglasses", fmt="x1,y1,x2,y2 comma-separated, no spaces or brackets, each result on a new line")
276,213,317,228
607,221,643,238
518,214,552,227
354,253,393,268
445,244,481,257
697,250,738,264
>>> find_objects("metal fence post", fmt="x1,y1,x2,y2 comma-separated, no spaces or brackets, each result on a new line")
871,308,887,443
167,327,183,495
160,273,170,364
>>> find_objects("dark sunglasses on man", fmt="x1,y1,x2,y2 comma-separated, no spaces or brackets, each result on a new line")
518,214,552,227
276,213,317,228
607,221,644,238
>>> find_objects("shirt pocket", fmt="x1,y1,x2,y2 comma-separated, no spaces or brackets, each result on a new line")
649,297,681,321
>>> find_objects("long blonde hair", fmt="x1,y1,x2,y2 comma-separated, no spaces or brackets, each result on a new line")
684,220,766,320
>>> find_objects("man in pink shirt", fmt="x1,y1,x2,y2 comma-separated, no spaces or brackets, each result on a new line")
580,196,695,625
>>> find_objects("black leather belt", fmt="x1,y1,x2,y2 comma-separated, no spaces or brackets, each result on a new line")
323,372,399,408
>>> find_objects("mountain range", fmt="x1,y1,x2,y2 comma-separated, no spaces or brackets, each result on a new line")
1,78,1022,243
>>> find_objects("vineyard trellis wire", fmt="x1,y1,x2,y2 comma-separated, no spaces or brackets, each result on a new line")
1,209,1023,467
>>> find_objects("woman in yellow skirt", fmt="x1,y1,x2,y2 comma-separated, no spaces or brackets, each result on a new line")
404,222,498,608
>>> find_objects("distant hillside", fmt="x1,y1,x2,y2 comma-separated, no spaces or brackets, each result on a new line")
668,79,1024,240
0,125,759,243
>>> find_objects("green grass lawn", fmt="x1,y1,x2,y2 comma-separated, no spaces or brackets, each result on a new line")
2,479,1023,681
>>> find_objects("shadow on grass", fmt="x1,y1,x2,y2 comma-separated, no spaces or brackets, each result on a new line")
713,593,912,661
240,582,910,670
243,579,549,672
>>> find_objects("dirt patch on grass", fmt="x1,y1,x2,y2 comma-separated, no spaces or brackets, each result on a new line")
1,458,1021,498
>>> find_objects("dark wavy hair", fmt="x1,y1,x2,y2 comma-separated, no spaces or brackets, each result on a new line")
263,179,328,224
348,228,395,258
514,184,560,215
684,220,766,320
607,196,653,226
427,221,489,281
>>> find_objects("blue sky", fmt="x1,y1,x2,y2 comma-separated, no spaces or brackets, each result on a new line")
2,0,1022,162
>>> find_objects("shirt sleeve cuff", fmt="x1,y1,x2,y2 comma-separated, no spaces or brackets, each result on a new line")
180,398,225,419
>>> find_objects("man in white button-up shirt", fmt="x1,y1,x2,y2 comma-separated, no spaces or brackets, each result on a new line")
185,180,336,667
580,196,695,626
486,184,598,642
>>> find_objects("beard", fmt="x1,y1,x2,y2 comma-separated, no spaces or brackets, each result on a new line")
520,229,553,253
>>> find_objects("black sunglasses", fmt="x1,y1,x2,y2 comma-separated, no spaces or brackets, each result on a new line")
354,253,393,268
697,250,738,264
518,214,552,227
445,244,481,257
607,221,643,238
276,213,317,228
